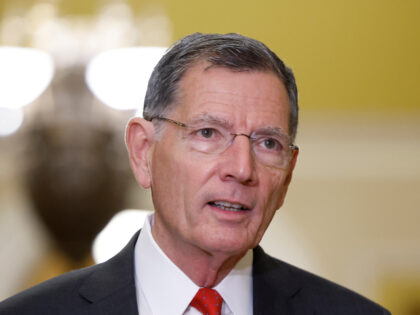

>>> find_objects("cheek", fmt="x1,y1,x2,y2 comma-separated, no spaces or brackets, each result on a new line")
250,174,286,241
261,171,287,210
150,146,184,209
151,146,212,211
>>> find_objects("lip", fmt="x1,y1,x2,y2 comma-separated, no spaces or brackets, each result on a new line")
207,199,252,213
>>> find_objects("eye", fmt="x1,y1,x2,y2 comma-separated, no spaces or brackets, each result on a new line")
189,125,226,144
258,137,284,151
263,138,277,150
198,128,215,139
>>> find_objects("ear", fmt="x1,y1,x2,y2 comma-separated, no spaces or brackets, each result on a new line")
276,148,299,209
125,117,155,189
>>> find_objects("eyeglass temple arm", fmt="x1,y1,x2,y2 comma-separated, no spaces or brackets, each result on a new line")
150,116,187,128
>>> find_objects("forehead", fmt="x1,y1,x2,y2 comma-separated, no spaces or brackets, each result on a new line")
172,62,290,131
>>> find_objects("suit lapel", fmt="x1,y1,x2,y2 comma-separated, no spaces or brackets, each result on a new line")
78,231,141,315
252,246,302,314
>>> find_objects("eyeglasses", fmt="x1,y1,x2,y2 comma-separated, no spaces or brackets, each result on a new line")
150,116,298,169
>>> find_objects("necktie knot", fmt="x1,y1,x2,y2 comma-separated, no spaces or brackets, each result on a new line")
190,288,223,315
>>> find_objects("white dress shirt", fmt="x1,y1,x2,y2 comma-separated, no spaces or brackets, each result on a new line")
134,214,253,315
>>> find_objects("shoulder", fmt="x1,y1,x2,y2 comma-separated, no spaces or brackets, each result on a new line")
253,246,391,314
0,230,140,315
0,264,98,315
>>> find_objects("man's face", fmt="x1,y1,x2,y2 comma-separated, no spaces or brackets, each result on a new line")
148,63,297,257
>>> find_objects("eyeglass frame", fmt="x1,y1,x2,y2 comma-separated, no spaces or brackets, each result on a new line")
148,116,299,169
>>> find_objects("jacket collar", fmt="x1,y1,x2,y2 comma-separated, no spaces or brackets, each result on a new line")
252,246,302,314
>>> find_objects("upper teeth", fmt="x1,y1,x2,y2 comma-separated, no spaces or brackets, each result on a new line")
213,201,244,210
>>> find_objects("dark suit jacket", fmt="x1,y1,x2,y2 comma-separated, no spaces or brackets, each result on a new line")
0,231,390,314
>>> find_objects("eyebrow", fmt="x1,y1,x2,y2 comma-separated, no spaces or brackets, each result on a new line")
256,126,290,138
187,113,234,129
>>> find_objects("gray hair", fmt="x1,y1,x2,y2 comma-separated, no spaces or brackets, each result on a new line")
143,32,299,142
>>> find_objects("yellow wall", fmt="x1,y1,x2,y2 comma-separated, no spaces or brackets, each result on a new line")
163,0,420,112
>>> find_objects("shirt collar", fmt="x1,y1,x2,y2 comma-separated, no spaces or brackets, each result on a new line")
134,213,253,315
215,249,253,315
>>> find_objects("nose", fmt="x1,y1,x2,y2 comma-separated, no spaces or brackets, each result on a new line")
219,134,257,185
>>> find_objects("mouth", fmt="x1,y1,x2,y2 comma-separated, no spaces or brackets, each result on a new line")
208,201,250,212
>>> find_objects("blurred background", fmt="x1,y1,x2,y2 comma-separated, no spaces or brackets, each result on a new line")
0,0,419,313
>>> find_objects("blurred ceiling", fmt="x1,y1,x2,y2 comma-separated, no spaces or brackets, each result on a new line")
0,0,419,112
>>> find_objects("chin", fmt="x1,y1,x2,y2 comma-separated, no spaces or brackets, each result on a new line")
200,234,254,256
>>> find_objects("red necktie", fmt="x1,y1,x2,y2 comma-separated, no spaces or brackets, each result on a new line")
190,288,223,315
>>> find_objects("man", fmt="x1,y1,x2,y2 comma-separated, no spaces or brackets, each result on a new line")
0,33,390,314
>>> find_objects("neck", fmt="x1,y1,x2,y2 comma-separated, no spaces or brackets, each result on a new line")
151,223,247,287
